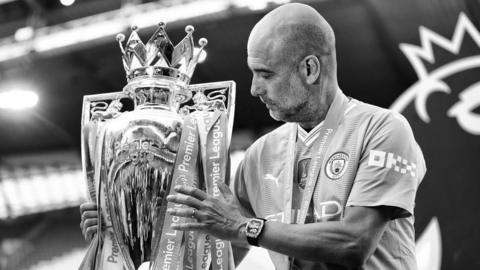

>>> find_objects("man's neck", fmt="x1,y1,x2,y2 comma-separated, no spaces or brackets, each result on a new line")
298,89,336,131
298,117,325,132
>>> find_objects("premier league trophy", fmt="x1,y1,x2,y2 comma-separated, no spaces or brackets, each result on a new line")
79,23,235,270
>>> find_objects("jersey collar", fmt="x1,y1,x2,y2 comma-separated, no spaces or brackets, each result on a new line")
297,121,324,146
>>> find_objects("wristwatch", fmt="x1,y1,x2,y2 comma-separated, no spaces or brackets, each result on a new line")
245,218,267,246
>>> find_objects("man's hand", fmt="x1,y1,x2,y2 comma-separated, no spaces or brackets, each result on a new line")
80,202,99,241
166,183,249,244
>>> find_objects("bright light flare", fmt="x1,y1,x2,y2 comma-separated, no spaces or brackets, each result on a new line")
232,0,291,11
194,48,207,63
238,0,268,11
0,89,39,110
14,26,34,42
60,0,75,6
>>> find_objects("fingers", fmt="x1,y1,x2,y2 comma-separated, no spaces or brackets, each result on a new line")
85,225,98,241
84,217,98,228
80,202,98,213
173,185,207,201
80,218,98,241
167,192,203,209
167,208,198,219
171,222,207,231
81,210,98,222
80,202,99,241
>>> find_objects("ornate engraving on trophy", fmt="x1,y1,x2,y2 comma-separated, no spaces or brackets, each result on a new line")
90,100,123,121
181,87,229,114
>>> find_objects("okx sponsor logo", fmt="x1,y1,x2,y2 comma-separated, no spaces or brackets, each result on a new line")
368,150,416,177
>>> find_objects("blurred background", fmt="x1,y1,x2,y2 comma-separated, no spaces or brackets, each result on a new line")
0,0,479,269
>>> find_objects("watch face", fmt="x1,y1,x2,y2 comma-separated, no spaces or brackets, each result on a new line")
246,219,264,238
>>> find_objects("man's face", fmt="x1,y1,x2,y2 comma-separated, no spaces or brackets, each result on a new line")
247,43,310,122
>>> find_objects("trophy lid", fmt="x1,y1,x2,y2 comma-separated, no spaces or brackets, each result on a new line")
116,23,208,86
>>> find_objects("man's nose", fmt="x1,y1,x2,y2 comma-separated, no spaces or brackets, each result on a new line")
250,79,264,97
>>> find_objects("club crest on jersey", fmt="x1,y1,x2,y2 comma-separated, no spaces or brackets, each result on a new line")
325,152,349,180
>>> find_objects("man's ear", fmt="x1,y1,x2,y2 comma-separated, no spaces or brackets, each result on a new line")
300,55,321,85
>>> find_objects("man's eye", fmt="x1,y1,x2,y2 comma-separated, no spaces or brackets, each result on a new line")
260,73,272,79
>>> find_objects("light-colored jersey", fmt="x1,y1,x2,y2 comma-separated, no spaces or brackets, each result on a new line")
233,93,426,270
291,122,324,224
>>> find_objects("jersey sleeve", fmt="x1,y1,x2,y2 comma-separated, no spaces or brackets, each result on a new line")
231,158,256,218
346,111,426,219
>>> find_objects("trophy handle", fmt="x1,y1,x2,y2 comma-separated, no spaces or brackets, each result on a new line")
80,91,130,270
81,92,130,202
187,80,236,147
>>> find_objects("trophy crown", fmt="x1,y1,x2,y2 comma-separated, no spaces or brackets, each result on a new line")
117,23,208,85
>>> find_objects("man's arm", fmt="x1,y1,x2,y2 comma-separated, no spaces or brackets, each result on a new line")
166,185,394,268
256,206,393,267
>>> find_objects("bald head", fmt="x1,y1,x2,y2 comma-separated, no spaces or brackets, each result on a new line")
248,3,336,65
247,4,338,128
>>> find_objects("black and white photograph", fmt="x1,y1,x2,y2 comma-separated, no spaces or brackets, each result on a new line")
0,0,479,269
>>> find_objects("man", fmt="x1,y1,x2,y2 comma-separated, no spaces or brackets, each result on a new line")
82,3,425,269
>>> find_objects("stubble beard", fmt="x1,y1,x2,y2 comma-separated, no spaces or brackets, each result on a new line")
270,75,313,123
269,97,311,123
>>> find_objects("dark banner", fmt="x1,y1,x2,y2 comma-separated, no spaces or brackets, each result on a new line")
390,11,480,270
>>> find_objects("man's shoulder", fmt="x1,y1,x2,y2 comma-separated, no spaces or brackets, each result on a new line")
259,122,292,140
244,123,292,156
348,98,424,166
347,98,411,130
